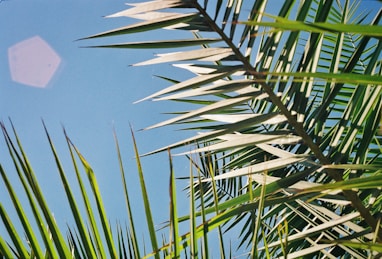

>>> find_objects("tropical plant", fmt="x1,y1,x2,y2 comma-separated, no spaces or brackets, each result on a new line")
0,121,187,259
79,0,382,257
1,0,382,258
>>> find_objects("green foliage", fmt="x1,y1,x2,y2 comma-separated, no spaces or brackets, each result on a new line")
81,0,382,257
1,0,382,258
0,122,196,258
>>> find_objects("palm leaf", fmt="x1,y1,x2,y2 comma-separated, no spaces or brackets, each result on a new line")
70,0,382,256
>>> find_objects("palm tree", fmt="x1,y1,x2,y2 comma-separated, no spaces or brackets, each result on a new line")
1,0,382,258
81,0,382,257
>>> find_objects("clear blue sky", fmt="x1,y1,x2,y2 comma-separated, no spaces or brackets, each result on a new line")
1,0,381,255
0,0,194,245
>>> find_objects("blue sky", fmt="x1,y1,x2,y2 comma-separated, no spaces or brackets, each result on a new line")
0,0,196,245
1,0,381,256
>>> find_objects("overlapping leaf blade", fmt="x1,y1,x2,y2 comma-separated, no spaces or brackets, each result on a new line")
2,0,380,258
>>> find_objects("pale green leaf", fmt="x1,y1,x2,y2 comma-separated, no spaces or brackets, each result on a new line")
144,113,280,155
84,38,223,49
154,79,258,100
173,63,218,74
202,156,307,182
144,94,258,130
299,174,382,193
255,143,302,158
328,240,382,253
264,71,382,85
124,11,181,21
281,244,334,259
134,71,236,103
105,0,185,18
263,212,361,250
133,48,234,66
201,114,287,124
241,14,382,37
322,164,382,171
80,13,198,40
177,133,301,155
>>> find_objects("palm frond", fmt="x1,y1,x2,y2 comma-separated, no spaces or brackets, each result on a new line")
80,0,382,256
